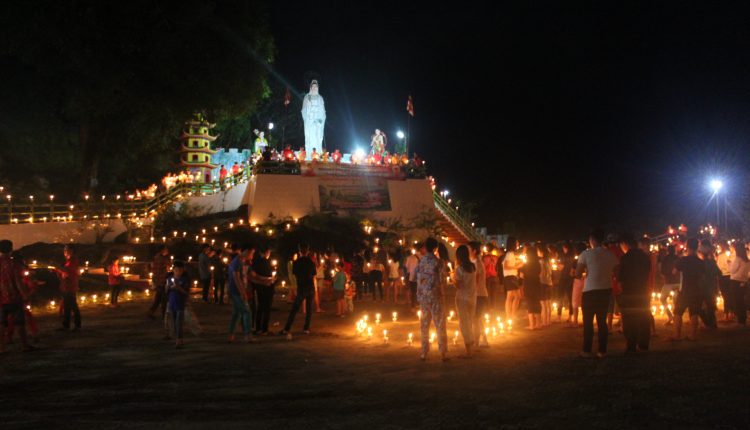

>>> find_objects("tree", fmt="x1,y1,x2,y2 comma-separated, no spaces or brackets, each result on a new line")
0,0,275,198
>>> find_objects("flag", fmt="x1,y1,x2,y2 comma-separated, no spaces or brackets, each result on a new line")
406,95,415,117
284,87,291,107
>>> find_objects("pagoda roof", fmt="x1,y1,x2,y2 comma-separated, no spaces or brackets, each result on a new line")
185,120,216,128
178,161,218,169
179,143,218,154
180,131,218,142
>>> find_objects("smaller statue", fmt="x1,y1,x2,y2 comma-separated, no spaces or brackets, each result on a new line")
253,129,268,154
370,129,387,157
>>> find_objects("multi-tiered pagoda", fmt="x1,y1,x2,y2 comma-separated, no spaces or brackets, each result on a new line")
179,113,218,182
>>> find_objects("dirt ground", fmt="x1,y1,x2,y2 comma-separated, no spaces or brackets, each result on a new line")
2,290,749,430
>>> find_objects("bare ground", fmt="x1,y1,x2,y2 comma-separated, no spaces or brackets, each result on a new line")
2,292,749,430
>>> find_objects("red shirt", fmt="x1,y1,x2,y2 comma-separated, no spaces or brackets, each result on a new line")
483,254,498,278
219,167,228,179
0,254,23,304
108,263,122,286
60,257,80,293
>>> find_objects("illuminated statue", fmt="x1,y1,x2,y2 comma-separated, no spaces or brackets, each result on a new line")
370,129,386,156
301,80,326,157
253,129,268,154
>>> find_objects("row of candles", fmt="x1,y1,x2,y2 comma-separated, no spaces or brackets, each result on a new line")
41,289,148,311
354,311,515,345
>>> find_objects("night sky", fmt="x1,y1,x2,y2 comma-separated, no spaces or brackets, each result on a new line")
271,2,750,240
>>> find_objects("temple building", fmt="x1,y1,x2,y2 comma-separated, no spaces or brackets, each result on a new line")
179,113,219,182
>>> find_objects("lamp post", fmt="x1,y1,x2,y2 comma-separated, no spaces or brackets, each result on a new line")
709,179,723,234
396,130,405,154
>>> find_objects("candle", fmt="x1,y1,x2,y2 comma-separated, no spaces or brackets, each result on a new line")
92,294,98,302
367,327,373,339
507,319,513,332
392,311,398,322
448,310,455,321
363,314,369,322
375,313,381,324
431,331,437,344
484,313,490,323
407,332,414,346
383,329,389,344
452,330,458,345
417,310,422,320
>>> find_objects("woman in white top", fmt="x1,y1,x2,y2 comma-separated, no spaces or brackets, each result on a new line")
387,256,401,303
728,242,750,325
503,237,525,323
454,245,477,358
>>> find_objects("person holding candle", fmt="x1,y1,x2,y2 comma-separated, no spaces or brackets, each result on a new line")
333,261,347,317
482,244,500,312
698,239,719,330
671,238,708,341
164,261,191,348
107,255,125,307
576,229,619,358
469,241,489,347
252,246,277,335
416,237,449,361
211,247,227,305
405,243,423,311
728,241,750,326
616,233,652,353
521,243,542,330
503,237,524,323
147,245,171,320
715,242,733,322
228,246,253,343
454,245,477,358
658,245,681,325
58,244,82,331
281,243,318,335
0,240,33,353
198,244,212,303
557,243,575,323
387,253,401,303
538,244,553,328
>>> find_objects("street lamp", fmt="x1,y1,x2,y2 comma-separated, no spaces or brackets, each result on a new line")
709,178,724,234
396,130,405,139
268,122,274,130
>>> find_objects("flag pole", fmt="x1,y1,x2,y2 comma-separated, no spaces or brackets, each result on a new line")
406,113,411,156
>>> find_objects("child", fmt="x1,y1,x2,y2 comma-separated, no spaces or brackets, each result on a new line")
165,261,191,348
108,256,124,307
333,261,347,317
344,277,355,315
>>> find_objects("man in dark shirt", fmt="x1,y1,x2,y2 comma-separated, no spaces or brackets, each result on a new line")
617,234,652,352
659,245,680,324
252,247,275,335
281,243,317,335
672,238,705,341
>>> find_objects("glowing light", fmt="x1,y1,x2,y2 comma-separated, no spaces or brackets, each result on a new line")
709,179,724,193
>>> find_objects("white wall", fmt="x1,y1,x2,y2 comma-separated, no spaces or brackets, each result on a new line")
0,220,129,249
247,175,435,226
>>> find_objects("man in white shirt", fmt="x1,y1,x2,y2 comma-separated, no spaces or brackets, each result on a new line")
405,243,424,311
575,229,618,358
469,242,489,347
503,237,524,322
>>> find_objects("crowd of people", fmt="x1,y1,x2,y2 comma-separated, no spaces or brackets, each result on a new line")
1,227,748,358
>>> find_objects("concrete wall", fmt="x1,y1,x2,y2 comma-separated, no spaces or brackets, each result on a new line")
247,174,434,225
0,220,129,249
176,181,249,216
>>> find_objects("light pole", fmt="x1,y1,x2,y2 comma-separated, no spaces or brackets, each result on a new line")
710,179,723,233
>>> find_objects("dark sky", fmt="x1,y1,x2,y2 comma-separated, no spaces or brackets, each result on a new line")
270,1,750,240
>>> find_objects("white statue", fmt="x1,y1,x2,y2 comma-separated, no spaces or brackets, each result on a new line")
301,80,326,157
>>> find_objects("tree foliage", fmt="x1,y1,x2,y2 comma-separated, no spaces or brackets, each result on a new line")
0,0,274,198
